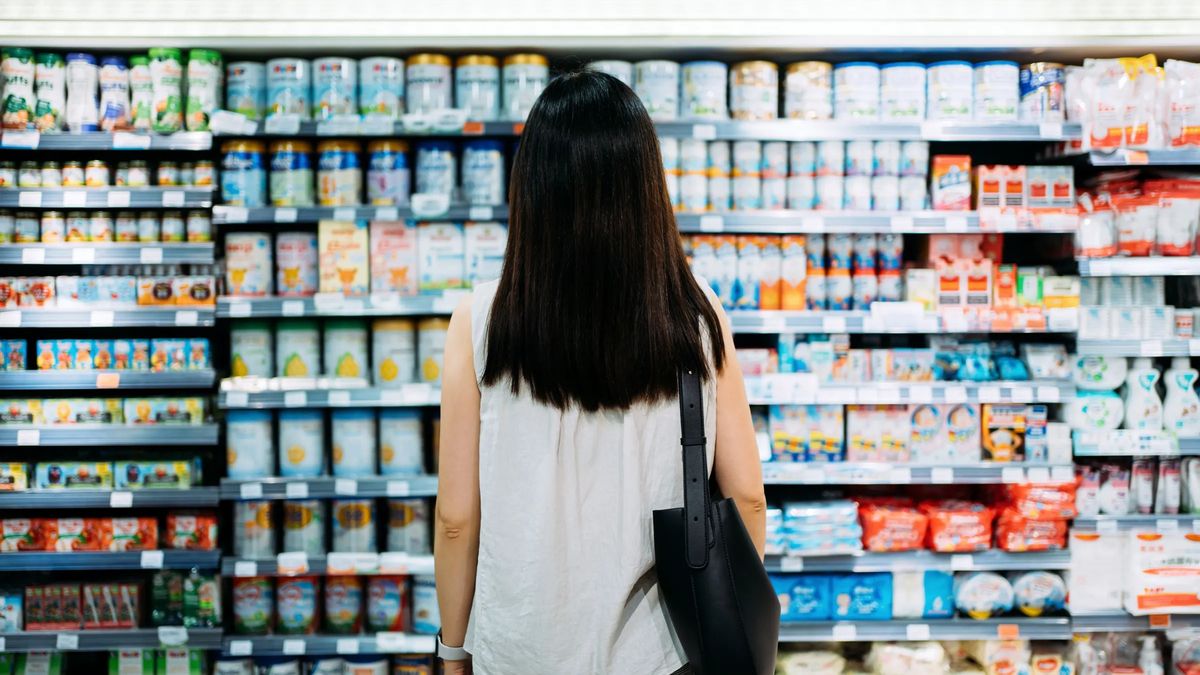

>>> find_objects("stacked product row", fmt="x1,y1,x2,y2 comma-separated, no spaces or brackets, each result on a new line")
230,575,436,636
0,210,212,244
1068,355,1200,435
1075,457,1200,516
0,459,203,491
1077,276,1195,341
0,650,211,675
232,499,430,559
0,398,207,424
0,513,216,552
0,337,210,372
1077,174,1200,258
0,266,218,308
0,158,214,189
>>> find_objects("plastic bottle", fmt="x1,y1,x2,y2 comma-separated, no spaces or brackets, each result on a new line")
1139,636,1163,675
1123,357,1163,431
1164,356,1200,436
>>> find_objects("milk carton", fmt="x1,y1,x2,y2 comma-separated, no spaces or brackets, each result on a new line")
931,155,972,210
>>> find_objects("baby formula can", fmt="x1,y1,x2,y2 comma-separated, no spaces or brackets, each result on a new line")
411,575,440,634
98,56,130,131
789,142,816,176
325,576,364,634
283,499,326,556
730,61,778,120
332,499,377,553
680,138,708,174
232,577,273,635
926,61,973,120
380,409,424,475
814,175,844,211
707,140,731,209
502,53,548,121
224,231,274,296
148,48,184,133
833,62,880,119
871,175,900,211
267,58,311,119
279,409,324,477
873,140,901,176
733,175,761,211
899,175,928,210
227,409,274,480
816,141,845,176
388,499,431,554
682,61,728,119
787,175,815,210
899,141,929,176
33,52,65,132
634,60,680,121
762,178,786,210
589,60,633,86
455,55,500,121
974,61,1019,121
313,57,357,120
367,140,411,206
136,211,160,243
877,233,904,271
827,271,853,310
367,576,409,632
806,271,827,310
275,319,321,378
317,140,362,206
762,141,788,178
827,233,852,271
186,210,211,242
852,233,877,271
234,501,276,559
270,140,315,207
879,62,926,119
128,55,153,130
784,61,832,120
276,577,318,634
1,48,36,130
660,137,680,174
65,52,99,132
359,56,404,119
227,61,266,119
1019,62,1065,122
373,319,416,386
418,318,450,386
852,272,878,309
843,175,872,210
275,231,318,297
845,140,874,176
415,141,456,196
708,176,730,212
332,408,376,478
680,173,707,212
325,319,368,379
186,48,222,131
732,141,762,178
406,54,452,115
222,140,266,207
463,140,506,206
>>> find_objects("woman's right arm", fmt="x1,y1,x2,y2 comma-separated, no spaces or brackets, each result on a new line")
708,299,768,558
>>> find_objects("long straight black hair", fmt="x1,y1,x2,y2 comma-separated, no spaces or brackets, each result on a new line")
482,70,726,412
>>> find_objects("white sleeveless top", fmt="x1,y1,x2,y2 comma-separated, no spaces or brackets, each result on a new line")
464,280,717,675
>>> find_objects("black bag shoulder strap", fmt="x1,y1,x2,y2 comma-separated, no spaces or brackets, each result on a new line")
678,368,709,569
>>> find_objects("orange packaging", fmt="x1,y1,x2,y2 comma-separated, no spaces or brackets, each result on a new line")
1,518,49,551
1002,483,1078,520
44,518,101,552
759,236,782,310
995,507,1068,552
920,500,994,552
963,258,993,309
993,263,1017,309
100,517,159,551
931,155,973,211
924,233,1004,263
166,512,218,550
137,276,175,305
974,165,1004,209
860,503,928,552
935,258,964,308
780,235,807,310
1003,165,1026,209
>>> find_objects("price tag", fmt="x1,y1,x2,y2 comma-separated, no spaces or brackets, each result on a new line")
281,300,305,317
327,552,357,574
822,316,847,333
906,624,931,641
234,561,258,577
265,115,302,135
90,310,115,327
16,429,39,446
411,193,451,219
209,110,252,135
1141,340,1164,357
890,215,914,231
336,638,361,655
21,247,45,264
978,386,1002,402
63,190,88,207
931,467,954,484
1097,519,1119,534
56,633,79,650
800,215,824,232
692,124,717,140
0,311,21,328
698,215,724,232
1010,386,1034,403
239,482,263,499
1001,467,1026,484
1158,518,1181,532
950,554,974,571
816,388,857,404
376,632,407,652
889,467,913,484
405,635,436,653
832,623,858,641
1036,385,1061,402
107,190,131,207
19,191,42,207
228,640,253,656
945,386,968,404
908,385,933,403
113,131,152,149
162,191,185,207
876,388,902,404
761,315,787,333
996,623,1021,640
95,372,120,389
1149,614,1172,628
387,480,411,497
328,390,351,406
175,310,199,326
332,207,356,221
801,467,826,484
1051,466,1075,482
282,639,307,655
277,551,310,575
274,207,298,223
110,491,134,508
380,552,412,574
780,557,804,572
136,246,164,264
1125,150,1150,165
285,482,309,499
946,215,969,232
225,391,251,408
140,550,165,569
375,207,400,221
218,206,249,223
856,387,879,404
228,302,253,319
1,130,39,148
469,206,494,221
334,478,358,496
1028,467,1051,483
360,115,394,135
68,247,95,264
0,638,6,652
283,391,307,408
1039,122,1064,139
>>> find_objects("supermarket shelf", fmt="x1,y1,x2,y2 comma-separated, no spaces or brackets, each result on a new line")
727,310,1070,335
745,376,1073,405
676,211,1076,235
0,628,222,652
220,476,439,501
762,462,1075,486
216,117,522,138
1073,430,1200,457
0,551,219,572
1088,148,1200,166
1077,256,1200,277
0,188,214,209
0,307,215,328
0,488,220,510
223,552,434,577
1071,515,1200,532
0,424,219,447
218,292,464,319
1076,339,1200,357
212,204,505,225
1071,613,1200,633
0,370,216,391
0,244,215,265
222,633,435,657
778,618,1072,643
0,130,213,151
220,380,439,409
653,120,1081,142
765,550,1070,573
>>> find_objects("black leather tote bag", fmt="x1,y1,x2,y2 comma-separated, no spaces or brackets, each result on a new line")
653,369,780,675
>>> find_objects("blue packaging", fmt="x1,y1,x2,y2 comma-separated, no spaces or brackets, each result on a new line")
771,574,832,621
462,140,506,206
921,570,955,618
415,141,457,196
831,573,893,620
221,143,266,207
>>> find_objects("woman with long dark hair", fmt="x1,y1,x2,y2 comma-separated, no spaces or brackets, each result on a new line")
434,70,766,675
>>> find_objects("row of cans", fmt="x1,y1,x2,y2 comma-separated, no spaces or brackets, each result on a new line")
668,173,929,212
661,139,930,177
233,499,430,559
215,655,435,675
0,210,209,245
231,574,438,637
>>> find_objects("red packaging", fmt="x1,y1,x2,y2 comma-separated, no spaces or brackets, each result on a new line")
995,507,1068,552
99,517,158,551
860,503,928,552
31,583,81,630
44,518,101,552
1002,483,1078,520
920,499,994,552
165,512,217,550
83,583,140,628
1,518,48,551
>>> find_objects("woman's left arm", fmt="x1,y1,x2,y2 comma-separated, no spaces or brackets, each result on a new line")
434,298,482,673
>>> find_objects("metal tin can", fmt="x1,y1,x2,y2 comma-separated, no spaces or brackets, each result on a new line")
502,53,548,121
806,271,827,310
405,54,452,115
325,319,368,379
222,140,266,207
332,499,377,553
789,142,816,176
974,61,1019,121
899,175,928,210
926,60,974,120
85,159,109,187
373,318,416,386
730,61,778,120
816,141,844,176
880,62,926,119
313,57,357,121
455,55,500,122
380,408,423,475
844,175,872,210
827,271,853,310
785,61,832,120
877,233,904,271
833,62,881,119
366,140,410,207
462,140,505,206
227,409,274,480
230,320,273,378
331,408,376,478
682,61,728,119
227,61,266,120
232,577,273,635
762,141,787,178
852,233,877,271
680,172,707,213
275,231,319,297
852,272,878,309
114,212,137,242
387,499,430,554
680,138,707,174
366,576,409,632
634,60,680,121
282,499,326,556
415,141,456,196
871,175,900,211
186,210,211,242
160,210,185,242
899,141,929,176
39,211,64,243
324,575,364,634
275,319,321,379
732,141,761,178
279,409,325,478
814,175,843,211
732,175,761,210
878,271,903,302
224,231,274,296
136,211,160,243
1019,62,1065,122
61,160,83,187
270,140,314,207
417,318,450,386
786,175,815,210
762,177,786,210
40,161,61,188
360,56,404,119
708,175,730,212
317,140,362,206
589,60,633,86
234,500,276,559
411,575,440,635
89,211,113,241
845,140,874,176
276,576,319,634
873,141,901,176
267,58,311,119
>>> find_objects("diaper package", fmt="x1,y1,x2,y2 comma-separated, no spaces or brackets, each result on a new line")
771,574,833,621
1063,390,1125,431
954,571,1015,619
892,570,955,619
860,500,928,552
921,500,994,552
1066,532,1126,614
832,572,893,620
768,404,845,462
774,650,845,675
1009,571,1067,616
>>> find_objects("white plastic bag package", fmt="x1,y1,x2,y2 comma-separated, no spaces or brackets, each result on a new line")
1081,55,1162,150
1165,59,1200,147
774,650,845,675
865,642,949,675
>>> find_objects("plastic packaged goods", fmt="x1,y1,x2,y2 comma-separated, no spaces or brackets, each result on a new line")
128,55,153,129
366,575,408,632
634,60,680,120
784,61,832,120
232,577,273,635
324,575,364,634
267,58,311,119
954,571,1015,619
1081,54,1160,149
502,53,548,121
833,62,880,119
276,576,319,634
456,55,500,121
148,48,184,133
1,48,36,130
681,61,727,119
729,61,778,120
98,56,130,132
185,48,221,131
880,62,925,119
227,61,266,120
65,52,99,132
411,575,440,634
405,53,452,115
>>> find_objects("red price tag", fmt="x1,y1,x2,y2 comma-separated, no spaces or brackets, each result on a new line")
996,623,1020,640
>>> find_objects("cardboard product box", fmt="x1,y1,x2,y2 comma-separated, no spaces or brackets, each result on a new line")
1124,531,1200,615
370,221,419,295
465,222,508,288
1043,276,1081,309
1003,165,1027,209
993,263,1018,310
935,259,964,309
975,165,1004,209
0,463,29,491
35,462,114,490
318,220,370,296
924,233,1004,264
1068,532,1125,613
847,405,910,462
931,155,973,211
982,404,1026,462
905,268,937,311
963,259,994,309
416,222,466,292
